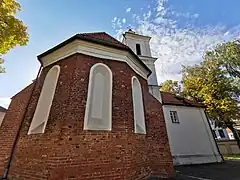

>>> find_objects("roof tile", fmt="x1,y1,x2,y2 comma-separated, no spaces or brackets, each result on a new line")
161,91,206,108
79,32,126,48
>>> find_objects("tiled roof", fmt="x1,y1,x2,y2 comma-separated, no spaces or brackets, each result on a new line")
37,32,151,76
79,32,127,49
161,91,206,108
0,106,7,112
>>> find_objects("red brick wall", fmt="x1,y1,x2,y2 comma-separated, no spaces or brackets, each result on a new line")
0,83,33,176
1,53,174,180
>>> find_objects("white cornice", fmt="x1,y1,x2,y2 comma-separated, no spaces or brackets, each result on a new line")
40,40,149,79
139,56,158,63
124,32,151,41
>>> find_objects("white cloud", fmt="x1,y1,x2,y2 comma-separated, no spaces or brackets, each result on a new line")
126,8,131,13
0,97,11,108
112,0,240,83
122,18,126,24
193,13,199,18
112,17,117,22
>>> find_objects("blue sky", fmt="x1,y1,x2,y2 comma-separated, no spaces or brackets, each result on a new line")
1,0,240,108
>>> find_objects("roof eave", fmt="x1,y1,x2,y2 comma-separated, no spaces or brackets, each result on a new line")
162,102,206,108
37,34,151,76
37,34,79,61
123,31,151,40
0,106,7,112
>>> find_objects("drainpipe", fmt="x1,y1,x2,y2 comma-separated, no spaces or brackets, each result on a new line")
2,65,42,180
204,110,224,162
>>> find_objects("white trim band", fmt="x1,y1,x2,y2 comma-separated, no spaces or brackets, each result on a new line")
40,40,149,79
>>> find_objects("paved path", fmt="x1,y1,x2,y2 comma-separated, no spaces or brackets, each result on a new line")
175,160,240,180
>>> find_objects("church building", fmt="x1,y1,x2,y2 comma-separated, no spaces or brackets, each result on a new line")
0,30,174,179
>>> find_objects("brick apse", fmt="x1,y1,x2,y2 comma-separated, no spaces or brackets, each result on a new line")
0,32,174,180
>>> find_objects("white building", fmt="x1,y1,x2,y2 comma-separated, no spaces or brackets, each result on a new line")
161,92,223,165
0,106,7,126
210,120,235,140
122,29,223,165
122,29,161,102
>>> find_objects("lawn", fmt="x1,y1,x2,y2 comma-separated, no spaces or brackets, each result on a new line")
224,154,240,160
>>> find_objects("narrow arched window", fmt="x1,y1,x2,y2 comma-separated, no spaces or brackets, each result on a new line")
84,63,112,131
28,65,60,134
136,44,141,55
132,76,146,134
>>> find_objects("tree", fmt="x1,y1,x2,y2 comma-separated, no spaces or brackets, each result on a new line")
0,0,28,73
203,41,240,144
160,80,182,95
205,41,240,78
182,60,240,123
182,44,240,145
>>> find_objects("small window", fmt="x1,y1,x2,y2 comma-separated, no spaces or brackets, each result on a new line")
136,44,141,55
218,129,225,138
170,111,179,123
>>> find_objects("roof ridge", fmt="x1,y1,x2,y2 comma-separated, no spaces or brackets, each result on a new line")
79,32,126,48
80,31,106,35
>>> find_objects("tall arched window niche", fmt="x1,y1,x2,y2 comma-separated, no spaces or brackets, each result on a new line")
132,76,146,134
84,63,112,131
28,65,60,135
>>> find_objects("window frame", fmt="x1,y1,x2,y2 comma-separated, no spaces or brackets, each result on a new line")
170,110,179,124
136,43,141,55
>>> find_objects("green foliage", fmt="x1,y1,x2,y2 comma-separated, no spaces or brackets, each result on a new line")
205,41,240,78
182,59,240,123
0,58,5,73
162,40,240,145
160,80,182,95
0,0,28,72
224,154,240,160
163,41,240,128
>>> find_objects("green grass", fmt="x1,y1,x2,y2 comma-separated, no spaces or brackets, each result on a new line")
224,154,240,160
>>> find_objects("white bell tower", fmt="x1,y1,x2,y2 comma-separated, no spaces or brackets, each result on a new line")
123,29,161,102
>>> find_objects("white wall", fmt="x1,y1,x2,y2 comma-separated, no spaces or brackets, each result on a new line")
217,140,240,155
123,32,162,102
228,132,235,140
123,36,151,57
139,56,158,86
0,112,6,126
162,105,223,165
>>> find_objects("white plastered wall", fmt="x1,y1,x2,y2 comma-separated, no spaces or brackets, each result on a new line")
123,32,161,102
162,105,223,165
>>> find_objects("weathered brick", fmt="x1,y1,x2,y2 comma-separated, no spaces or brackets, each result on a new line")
0,53,174,180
